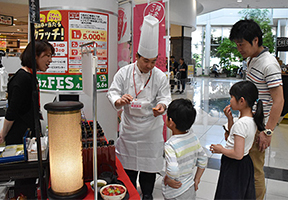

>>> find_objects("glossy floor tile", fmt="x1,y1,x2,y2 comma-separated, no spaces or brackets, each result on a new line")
146,77,288,200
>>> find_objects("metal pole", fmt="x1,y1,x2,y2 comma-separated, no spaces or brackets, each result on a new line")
92,44,98,200
29,0,44,199
131,0,134,63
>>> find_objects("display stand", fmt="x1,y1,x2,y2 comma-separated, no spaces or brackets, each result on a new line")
80,42,98,200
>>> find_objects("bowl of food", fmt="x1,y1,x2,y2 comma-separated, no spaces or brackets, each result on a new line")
90,179,107,192
100,184,127,200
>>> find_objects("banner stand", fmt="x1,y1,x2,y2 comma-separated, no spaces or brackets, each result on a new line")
80,42,98,200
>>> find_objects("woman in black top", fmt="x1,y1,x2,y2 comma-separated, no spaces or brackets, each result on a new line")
0,40,54,145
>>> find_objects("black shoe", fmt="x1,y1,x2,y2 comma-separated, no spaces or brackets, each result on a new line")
142,194,153,200
180,90,184,94
175,90,180,93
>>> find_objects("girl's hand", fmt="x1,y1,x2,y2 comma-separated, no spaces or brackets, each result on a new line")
223,105,233,120
210,144,223,154
224,130,229,141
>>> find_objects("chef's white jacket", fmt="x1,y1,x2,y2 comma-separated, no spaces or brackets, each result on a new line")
107,62,171,172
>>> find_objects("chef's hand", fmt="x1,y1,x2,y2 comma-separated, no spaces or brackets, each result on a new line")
152,103,166,117
115,94,133,108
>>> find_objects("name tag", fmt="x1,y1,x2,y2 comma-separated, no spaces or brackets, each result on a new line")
131,100,142,109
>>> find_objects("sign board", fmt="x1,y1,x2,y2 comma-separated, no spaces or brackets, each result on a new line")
0,14,13,26
29,0,40,23
36,10,109,91
276,37,288,52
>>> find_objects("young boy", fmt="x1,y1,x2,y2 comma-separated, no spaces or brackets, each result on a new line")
162,98,208,200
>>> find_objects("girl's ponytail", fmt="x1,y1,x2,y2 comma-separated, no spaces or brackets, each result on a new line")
253,99,265,131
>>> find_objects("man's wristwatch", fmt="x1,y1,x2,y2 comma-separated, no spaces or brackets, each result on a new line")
263,129,273,136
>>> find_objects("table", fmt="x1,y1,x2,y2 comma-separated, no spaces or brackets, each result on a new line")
83,157,140,200
0,159,49,198
0,148,140,200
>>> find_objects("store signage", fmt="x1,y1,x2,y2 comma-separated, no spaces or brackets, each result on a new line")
276,37,288,52
0,14,13,26
36,10,109,91
277,37,288,47
29,0,40,23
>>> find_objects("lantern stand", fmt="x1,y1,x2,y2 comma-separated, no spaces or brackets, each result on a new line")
80,41,98,200
44,101,88,199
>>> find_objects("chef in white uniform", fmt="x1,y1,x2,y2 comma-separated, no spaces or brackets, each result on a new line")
107,15,171,200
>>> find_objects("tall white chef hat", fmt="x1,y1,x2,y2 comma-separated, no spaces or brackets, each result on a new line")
137,15,159,58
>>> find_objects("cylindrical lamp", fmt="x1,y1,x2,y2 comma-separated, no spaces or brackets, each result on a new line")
44,101,87,199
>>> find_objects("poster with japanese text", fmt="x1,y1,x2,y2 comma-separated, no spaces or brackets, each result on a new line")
133,1,166,72
35,10,109,91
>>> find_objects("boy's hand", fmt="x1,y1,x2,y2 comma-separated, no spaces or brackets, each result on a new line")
164,175,182,189
194,178,201,191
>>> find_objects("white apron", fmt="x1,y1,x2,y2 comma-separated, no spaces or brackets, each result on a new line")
116,110,164,172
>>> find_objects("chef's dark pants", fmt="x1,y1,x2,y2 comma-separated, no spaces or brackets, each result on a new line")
125,169,156,196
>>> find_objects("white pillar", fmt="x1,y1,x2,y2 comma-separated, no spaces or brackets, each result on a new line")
284,19,288,64
204,21,211,75
277,20,281,37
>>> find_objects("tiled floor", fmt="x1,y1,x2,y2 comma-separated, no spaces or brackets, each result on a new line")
137,77,288,200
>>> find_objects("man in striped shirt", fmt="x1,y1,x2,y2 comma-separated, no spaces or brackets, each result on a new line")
162,99,208,199
229,19,284,199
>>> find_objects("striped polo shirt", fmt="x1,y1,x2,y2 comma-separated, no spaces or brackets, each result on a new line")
246,48,282,119
162,129,208,199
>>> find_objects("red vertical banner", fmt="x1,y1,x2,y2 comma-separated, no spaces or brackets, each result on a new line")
118,3,131,70
133,1,166,72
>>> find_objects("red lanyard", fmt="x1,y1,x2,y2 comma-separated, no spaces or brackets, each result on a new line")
133,64,152,98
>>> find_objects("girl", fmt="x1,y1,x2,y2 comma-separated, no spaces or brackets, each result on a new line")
210,81,264,199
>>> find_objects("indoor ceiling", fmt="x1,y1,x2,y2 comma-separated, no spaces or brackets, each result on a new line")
0,0,287,46
197,0,288,15
0,0,28,43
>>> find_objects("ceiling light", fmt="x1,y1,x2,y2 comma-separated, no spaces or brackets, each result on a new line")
237,0,242,2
